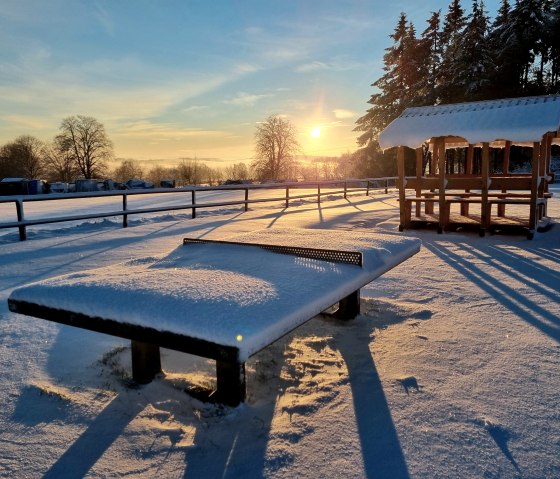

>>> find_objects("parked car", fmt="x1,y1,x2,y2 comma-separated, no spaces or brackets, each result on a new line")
50,182,69,193
160,179,176,188
125,179,154,189
0,178,48,195
75,179,100,192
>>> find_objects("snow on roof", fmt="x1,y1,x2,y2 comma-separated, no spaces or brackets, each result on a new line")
378,95,560,150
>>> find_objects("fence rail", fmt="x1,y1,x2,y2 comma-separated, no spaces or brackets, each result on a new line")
0,177,397,241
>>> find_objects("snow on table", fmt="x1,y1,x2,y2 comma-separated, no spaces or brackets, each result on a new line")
8,228,420,361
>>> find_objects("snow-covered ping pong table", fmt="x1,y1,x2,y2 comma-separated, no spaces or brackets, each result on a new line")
8,228,420,406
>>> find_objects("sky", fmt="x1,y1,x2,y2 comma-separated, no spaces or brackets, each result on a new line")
0,0,501,168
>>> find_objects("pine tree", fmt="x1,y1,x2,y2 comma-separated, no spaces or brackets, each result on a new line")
439,0,467,102
486,0,517,98
416,10,443,104
355,13,420,148
452,0,493,101
499,0,546,94
545,0,560,92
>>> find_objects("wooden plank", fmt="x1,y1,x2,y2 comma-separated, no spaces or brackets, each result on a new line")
446,177,489,190
489,176,533,190
404,178,441,190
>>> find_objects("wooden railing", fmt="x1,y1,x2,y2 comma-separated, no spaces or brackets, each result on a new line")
0,177,397,241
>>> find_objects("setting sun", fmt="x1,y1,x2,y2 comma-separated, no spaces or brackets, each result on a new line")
310,127,321,138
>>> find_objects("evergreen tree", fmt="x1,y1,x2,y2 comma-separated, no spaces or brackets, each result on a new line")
452,0,493,101
439,0,467,102
486,0,517,98
416,10,443,105
355,13,420,148
499,0,546,94
545,0,560,92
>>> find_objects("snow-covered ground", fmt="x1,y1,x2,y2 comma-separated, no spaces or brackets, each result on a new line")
1,187,559,478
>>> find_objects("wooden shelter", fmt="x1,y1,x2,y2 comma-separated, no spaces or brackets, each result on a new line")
379,95,560,238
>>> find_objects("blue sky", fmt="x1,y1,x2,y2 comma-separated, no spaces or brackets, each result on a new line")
1,0,501,167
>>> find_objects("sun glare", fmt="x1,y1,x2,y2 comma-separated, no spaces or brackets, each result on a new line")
310,127,321,138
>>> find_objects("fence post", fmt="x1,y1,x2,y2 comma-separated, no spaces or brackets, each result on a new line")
122,194,128,228
15,199,26,241
244,188,249,212
191,190,196,219
385,178,389,194
317,184,321,204
366,180,370,196
285,187,289,208
344,182,347,199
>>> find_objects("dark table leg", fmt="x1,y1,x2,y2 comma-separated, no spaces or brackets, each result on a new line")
331,289,360,320
131,340,162,384
214,360,246,407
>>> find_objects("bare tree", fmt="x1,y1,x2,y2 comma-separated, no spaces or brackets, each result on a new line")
0,135,45,179
56,115,113,179
112,159,144,183
42,141,80,182
252,115,300,181
146,165,175,186
224,162,250,180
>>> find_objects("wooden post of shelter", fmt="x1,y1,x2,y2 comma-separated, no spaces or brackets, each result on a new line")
430,143,438,176
529,141,541,235
437,138,446,233
466,145,474,175
397,146,406,231
415,147,422,217
497,141,512,217
480,142,490,235
544,133,552,185
503,140,511,175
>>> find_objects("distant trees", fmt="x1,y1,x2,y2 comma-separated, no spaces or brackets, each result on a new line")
56,115,113,179
0,135,45,179
112,159,144,183
224,162,250,180
252,115,300,181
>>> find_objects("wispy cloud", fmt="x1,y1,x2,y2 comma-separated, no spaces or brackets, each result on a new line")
115,121,230,139
295,56,362,73
333,109,357,119
182,105,209,113
223,92,273,107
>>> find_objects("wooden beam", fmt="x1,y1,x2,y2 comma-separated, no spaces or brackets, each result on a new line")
415,147,423,217
503,140,511,175
480,142,490,234
466,144,474,175
397,146,406,231
529,141,540,235
437,138,446,233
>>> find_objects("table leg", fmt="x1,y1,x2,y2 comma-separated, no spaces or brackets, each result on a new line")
215,360,246,407
131,340,162,384
331,290,360,320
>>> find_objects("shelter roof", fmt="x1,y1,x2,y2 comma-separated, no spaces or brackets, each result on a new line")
378,95,560,150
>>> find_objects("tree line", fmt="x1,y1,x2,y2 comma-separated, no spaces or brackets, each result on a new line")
1,114,375,187
354,0,560,174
